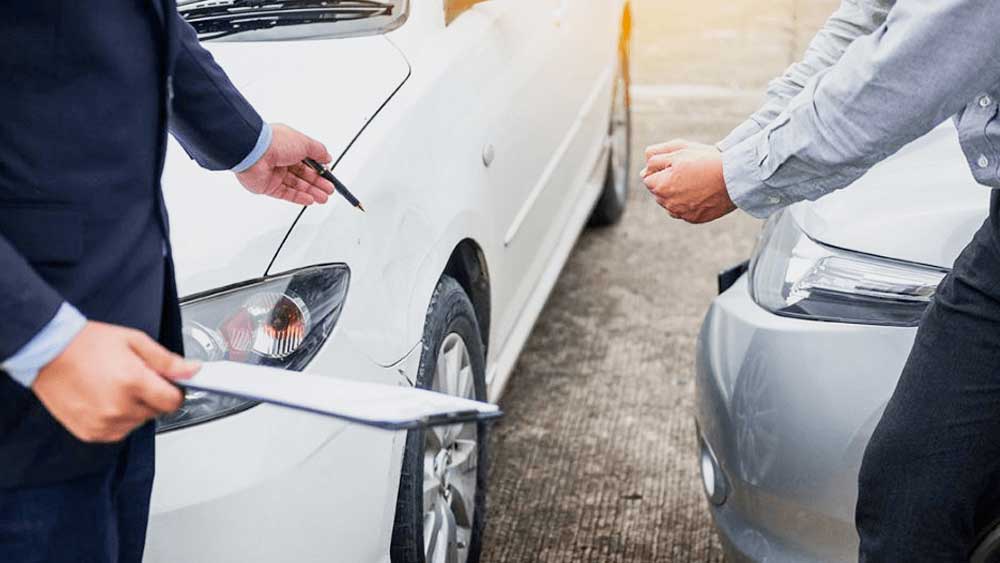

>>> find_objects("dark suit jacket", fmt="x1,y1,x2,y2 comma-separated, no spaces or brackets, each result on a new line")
0,0,264,487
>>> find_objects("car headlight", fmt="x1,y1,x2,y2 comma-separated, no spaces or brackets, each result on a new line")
157,265,350,432
748,210,948,327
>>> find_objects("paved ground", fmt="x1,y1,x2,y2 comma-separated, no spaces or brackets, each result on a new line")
482,1,837,562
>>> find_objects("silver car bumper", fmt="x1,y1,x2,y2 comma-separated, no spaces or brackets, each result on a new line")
694,275,917,562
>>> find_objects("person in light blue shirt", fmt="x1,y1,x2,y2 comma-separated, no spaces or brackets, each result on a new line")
642,0,1000,560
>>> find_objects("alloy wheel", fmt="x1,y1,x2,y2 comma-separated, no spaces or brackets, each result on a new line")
423,333,478,563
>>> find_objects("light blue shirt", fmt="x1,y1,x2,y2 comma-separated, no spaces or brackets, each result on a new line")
718,0,892,154
720,0,1000,218
2,303,87,387
4,124,272,387
231,122,272,173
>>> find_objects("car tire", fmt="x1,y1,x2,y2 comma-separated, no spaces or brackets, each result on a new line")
589,39,632,227
390,275,489,563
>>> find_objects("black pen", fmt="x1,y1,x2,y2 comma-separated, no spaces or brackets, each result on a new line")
302,158,366,212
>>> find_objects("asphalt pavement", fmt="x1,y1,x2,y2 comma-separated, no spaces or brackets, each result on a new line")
482,1,837,561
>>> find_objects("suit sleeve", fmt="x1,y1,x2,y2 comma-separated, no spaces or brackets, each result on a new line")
2,303,86,387
168,13,266,171
718,0,888,151
0,236,68,365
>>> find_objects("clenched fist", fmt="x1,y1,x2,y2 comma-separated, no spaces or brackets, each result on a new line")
641,139,736,224
32,322,199,443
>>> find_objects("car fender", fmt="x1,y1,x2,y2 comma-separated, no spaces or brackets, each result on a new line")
267,107,496,368
402,209,496,371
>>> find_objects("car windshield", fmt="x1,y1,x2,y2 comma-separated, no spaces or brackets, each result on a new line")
178,0,403,41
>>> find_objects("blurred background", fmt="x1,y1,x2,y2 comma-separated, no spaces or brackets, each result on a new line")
483,1,838,561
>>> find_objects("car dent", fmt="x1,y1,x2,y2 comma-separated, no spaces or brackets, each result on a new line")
163,35,410,297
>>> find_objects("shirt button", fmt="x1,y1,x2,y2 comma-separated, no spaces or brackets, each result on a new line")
978,154,990,169
980,95,993,108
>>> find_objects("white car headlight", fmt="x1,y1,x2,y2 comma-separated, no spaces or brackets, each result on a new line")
157,265,350,432
749,211,948,327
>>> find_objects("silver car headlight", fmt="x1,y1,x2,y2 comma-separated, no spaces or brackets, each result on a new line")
748,210,948,327
157,265,350,432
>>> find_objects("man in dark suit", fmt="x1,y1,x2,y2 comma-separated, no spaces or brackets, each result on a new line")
0,2,337,561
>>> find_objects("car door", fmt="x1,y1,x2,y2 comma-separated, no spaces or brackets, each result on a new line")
483,0,622,356
413,0,569,355
554,0,623,169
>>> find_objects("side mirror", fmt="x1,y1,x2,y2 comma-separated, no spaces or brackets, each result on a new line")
178,0,411,42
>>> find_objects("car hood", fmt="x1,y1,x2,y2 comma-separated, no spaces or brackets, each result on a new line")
162,36,409,297
790,124,992,269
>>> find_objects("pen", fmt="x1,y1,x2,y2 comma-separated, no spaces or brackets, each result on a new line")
302,158,366,212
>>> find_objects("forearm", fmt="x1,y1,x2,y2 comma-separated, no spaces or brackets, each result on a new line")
724,0,1000,218
168,13,265,171
718,0,888,151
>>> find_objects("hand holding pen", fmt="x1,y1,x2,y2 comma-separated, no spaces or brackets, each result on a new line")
234,124,337,206
302,158,366,212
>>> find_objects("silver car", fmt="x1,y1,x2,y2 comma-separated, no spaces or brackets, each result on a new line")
694,124,1000,562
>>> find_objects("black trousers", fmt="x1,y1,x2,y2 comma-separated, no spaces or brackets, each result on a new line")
857,191,1000,561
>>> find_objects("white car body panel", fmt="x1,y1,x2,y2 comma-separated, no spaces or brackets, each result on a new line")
271,0,620,388
147,1,628,561
162,36,410,297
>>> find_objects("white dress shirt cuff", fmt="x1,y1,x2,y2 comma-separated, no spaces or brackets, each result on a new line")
3,302,87,388
231,122,273,173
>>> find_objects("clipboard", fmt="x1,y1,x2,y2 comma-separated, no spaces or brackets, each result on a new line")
176,361,502,431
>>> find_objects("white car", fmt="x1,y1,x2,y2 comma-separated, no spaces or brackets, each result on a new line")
146,1,633,562
695,123,996,562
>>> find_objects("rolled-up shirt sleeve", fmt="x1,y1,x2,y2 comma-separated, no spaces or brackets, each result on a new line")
724,0,1000,218
718,0,889,152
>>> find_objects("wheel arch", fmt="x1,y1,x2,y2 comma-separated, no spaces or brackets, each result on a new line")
402,207,495,370
442,239,492,356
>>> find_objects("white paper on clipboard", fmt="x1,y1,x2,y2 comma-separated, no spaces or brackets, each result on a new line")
176,361,502,430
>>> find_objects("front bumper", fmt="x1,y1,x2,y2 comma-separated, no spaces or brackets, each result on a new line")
144,335,419,563
694,275,917,562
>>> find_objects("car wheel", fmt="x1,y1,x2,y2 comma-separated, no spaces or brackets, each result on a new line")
589,40,632,227
390,275,489,563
